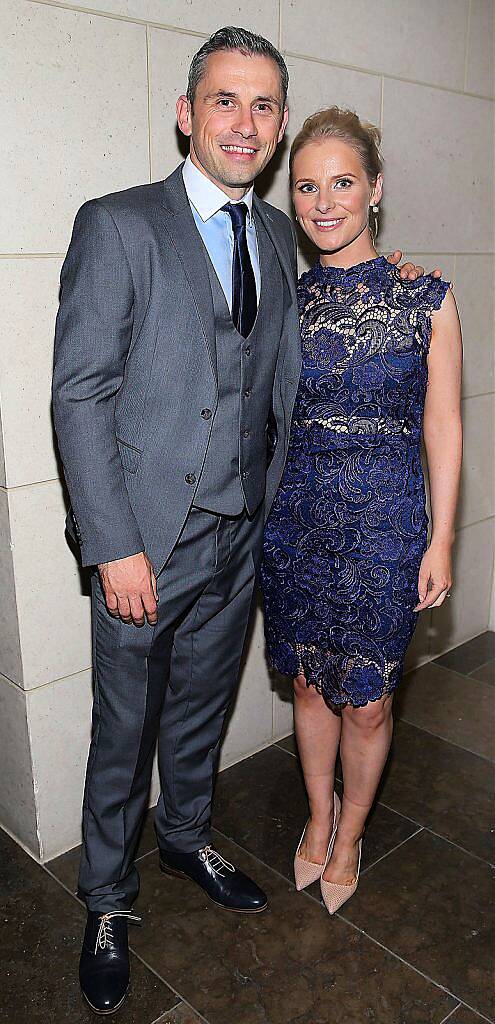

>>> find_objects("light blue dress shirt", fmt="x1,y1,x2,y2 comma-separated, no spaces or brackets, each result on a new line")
182,155,261,312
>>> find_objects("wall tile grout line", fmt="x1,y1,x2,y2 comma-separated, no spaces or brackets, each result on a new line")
463,0,473,93
0,253,66,259
2,252,494,259
5,480,495,530
282,48,494,102
1,666,93,691
27,0,211,40
452,252,458,293
24,0,495,103
146,23,153,185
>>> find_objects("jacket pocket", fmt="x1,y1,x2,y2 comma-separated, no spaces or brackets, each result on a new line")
116,437,143,475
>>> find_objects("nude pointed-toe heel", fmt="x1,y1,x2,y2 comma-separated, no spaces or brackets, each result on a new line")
294,793,341,891
320,837,362,915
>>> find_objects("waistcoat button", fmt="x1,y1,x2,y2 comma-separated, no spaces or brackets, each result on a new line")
200,408,212,419
185,473,196,485
243,429,250,438
245,346,251,356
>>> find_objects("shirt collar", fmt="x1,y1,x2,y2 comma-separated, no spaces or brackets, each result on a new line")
182,155,254,224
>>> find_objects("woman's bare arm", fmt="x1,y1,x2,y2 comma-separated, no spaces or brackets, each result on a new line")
415,288,463,610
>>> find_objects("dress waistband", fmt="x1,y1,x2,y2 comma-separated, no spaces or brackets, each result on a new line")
292,417,421,450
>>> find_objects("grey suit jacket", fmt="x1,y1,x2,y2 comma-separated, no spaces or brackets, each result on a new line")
52,164,302,575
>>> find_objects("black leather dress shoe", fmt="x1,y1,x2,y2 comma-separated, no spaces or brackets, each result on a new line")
79,911,141,1015
159,844,268,913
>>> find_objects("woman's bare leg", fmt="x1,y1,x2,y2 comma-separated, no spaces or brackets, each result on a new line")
293,674,342,864
323,694,393,883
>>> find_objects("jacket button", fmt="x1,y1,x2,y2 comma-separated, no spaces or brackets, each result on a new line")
242,470,250,479
185,473,196,485
244,387,252,398
243,429,250,438
245,346,251,356
201,408,212,419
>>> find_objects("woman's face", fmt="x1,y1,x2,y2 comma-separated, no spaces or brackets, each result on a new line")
291,138,382,254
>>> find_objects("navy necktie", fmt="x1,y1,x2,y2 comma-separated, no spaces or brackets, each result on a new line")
223,202,257,338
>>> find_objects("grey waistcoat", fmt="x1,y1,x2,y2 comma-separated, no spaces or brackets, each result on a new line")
194,213,285,517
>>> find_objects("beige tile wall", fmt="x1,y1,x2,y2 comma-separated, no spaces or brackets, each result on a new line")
1,0,493,859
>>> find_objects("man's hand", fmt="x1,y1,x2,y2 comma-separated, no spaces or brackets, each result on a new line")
98,551,158,627
387,250,442,281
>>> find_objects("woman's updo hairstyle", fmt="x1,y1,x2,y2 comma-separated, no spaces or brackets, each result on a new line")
289,106,383,188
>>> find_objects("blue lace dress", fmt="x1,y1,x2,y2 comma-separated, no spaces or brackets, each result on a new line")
261,255,449,708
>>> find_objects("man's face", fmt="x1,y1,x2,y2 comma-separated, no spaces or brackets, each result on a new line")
177,49,288,197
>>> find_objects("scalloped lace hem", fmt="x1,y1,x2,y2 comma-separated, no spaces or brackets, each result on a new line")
271,641,402,710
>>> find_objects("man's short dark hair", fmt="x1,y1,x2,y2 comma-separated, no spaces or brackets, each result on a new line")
187,26,289,109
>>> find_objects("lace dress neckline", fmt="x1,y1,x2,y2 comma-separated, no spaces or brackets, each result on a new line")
311,253,389,284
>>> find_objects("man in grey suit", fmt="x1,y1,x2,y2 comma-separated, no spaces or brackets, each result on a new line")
53,26,301,1015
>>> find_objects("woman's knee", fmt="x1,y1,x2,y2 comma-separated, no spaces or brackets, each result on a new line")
343,695,393,731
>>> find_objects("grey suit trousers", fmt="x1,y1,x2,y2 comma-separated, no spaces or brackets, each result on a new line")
78,504,264,913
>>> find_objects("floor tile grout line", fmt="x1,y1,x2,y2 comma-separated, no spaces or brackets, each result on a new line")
429,660,494,687
421,826,495,869
130,950,211,1024
149,1002,182,1024
360,827,424,876
211,826,479,1016
467,656,495,677
398,714,494,764
42,834,491,1023
333,909,495,1023
40,863,211,1024
272,741,494,866
438,1002,462,1024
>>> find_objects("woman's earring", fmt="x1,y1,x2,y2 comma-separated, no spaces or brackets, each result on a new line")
369,204,379,242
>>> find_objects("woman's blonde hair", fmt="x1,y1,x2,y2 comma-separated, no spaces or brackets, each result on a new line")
289,106,383,187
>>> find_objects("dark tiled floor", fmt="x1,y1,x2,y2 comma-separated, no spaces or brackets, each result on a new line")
2,631,495,1023
156,1006,205,1023
0,829,179,1023
471,659,495,686
396,661,495,760
448,1008,492,1023
435,632,495,676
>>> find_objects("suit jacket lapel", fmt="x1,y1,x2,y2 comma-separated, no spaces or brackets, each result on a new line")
253,195,297,307
161,165,217,377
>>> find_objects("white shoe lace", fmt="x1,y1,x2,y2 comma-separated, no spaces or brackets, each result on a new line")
198,845,235,877
94,911,141,955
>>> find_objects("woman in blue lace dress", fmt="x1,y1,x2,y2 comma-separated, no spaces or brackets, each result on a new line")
261,108,462,913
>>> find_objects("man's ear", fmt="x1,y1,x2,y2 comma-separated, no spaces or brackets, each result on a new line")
277,105,289,144
176,95,192,137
